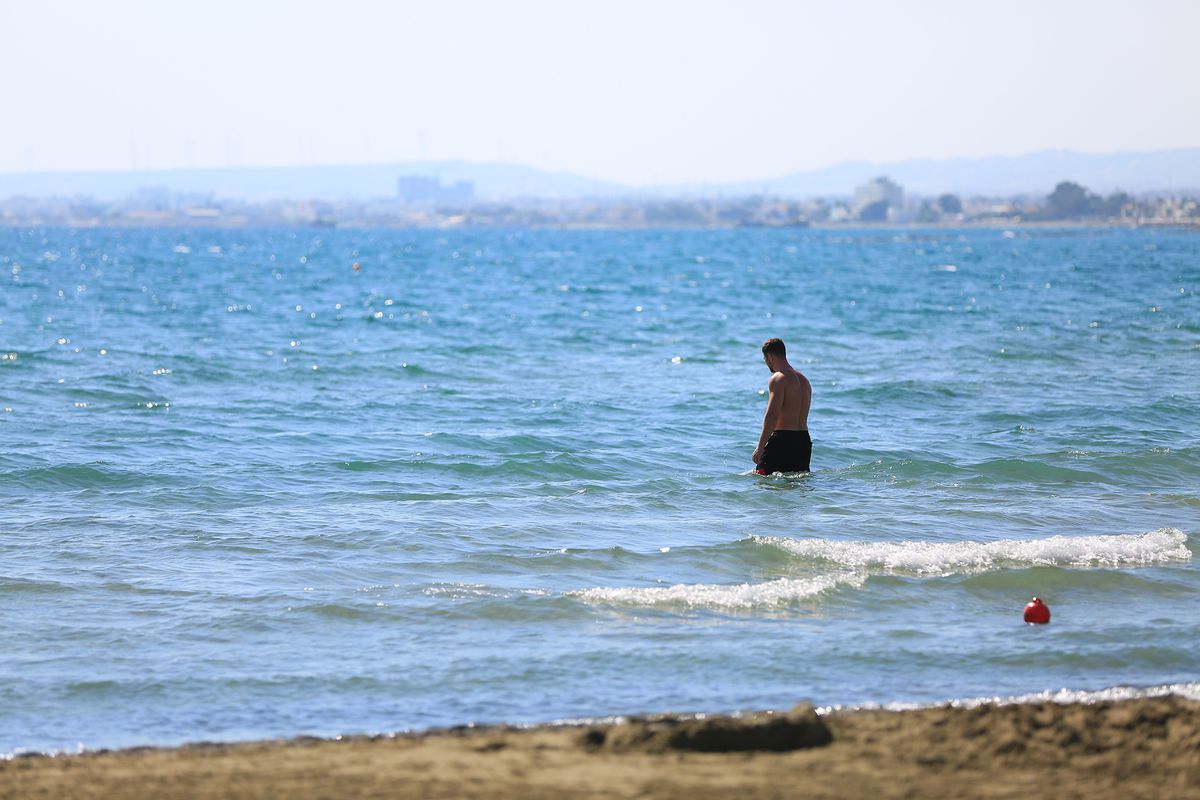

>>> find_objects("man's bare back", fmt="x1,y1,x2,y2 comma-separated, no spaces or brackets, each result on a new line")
753,338,813,474
768,367,811,431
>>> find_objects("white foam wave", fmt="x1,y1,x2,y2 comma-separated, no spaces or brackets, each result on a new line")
572,574,861,610
756,528,1191,577
818,682,1200,715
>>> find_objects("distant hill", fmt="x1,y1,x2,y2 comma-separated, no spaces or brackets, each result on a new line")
0,161,628,202
1,148,1198,201
697,148,1200,198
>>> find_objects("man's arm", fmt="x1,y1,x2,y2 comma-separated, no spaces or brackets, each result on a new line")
752,373,784,464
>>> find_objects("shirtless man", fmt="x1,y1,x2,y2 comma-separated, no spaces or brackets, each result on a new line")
752,338,812,475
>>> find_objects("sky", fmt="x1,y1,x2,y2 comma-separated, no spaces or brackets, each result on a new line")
1,0,1198,186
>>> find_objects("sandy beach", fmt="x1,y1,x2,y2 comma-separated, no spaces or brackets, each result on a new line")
4,695,1198,799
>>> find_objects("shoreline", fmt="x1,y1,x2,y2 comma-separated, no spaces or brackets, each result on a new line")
1,219,1198,231
9,680,1200,760
5,695,1198,799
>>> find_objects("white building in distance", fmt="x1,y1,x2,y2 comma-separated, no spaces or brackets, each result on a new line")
854,176,904,217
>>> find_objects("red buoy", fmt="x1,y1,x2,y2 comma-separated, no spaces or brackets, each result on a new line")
1023,597,1051,624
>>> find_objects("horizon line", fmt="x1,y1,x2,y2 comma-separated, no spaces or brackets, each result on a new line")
4,144,1200,186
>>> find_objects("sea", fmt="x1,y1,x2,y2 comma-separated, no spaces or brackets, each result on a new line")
1,225,1197,755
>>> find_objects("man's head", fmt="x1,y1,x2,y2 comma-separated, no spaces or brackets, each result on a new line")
761,337,787,370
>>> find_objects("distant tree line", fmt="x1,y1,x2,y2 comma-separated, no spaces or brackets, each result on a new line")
913,193,962,222
1042,181,1132,220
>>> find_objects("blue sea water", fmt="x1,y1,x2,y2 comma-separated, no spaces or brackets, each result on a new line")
1,225,1197,754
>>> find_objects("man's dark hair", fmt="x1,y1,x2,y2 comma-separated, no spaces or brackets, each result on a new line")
761,338,786,358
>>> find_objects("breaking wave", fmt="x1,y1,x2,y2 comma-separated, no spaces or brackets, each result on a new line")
575,529,1191,611
572,574,861,610
756,528,1191,577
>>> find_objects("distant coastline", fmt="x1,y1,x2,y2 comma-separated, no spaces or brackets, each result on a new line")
4,147,1200,201
3,147,1200,230
2,190,1197,231
1,210,1196,231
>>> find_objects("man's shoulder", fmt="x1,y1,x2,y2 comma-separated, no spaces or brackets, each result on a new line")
780,369,809,393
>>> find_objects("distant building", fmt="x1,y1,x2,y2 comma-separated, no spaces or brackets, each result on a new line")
132,185,172,211
853,176,904,220
396,176,474,206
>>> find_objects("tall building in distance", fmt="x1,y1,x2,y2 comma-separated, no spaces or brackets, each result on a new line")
396,175,474,207
853,176,904,221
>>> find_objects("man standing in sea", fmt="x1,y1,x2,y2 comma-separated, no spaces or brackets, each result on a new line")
752,338,812,475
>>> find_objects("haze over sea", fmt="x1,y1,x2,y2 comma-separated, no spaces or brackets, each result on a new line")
1,225,1197,754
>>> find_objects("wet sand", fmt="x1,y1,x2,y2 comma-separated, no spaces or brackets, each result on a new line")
3,696,1198,799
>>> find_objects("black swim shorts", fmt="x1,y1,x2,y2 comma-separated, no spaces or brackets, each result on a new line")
756,430,812,475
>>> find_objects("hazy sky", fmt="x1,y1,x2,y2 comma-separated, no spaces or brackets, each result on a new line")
2,0,1198,185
